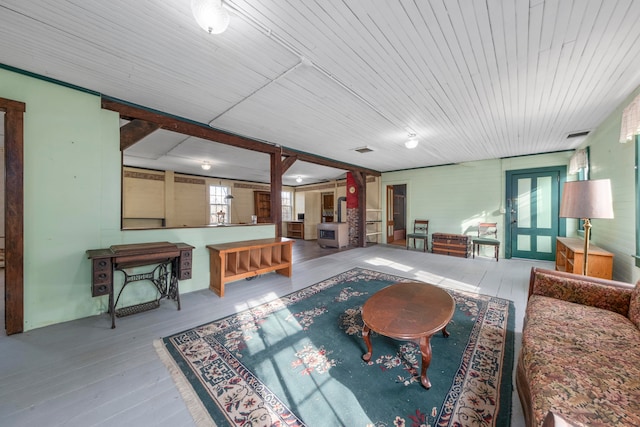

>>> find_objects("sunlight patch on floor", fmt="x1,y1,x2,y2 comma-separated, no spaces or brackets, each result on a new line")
411,270,480,292
363,256,413,272
235,291,280,312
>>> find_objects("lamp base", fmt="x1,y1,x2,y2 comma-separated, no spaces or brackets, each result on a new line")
582,218,592,276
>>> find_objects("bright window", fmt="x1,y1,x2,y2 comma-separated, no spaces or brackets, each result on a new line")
282,191,293,221
210,185,231,224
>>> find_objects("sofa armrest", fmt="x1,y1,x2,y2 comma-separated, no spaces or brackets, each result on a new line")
529,267,634,316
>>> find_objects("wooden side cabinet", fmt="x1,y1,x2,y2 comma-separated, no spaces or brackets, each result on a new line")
286,221,304,239
555,237,613,279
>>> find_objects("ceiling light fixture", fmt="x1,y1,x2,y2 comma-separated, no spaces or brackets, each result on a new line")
191,0,230,35
405,134,419,149
201,161,212,170
296,176,302,183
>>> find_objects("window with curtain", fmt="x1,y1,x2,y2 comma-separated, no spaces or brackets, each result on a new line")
620,94,640,265
282,191,293,221
619,93,640,266
209,185,231,224
620,93,640,143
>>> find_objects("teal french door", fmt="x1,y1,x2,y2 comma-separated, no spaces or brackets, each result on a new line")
505,166,566,260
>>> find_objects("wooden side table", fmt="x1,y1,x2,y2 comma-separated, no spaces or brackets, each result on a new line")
555,237,613,279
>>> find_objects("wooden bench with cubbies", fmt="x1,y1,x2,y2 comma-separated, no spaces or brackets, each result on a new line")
207,237,294,297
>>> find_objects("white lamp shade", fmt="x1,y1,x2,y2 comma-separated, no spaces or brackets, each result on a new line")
191,0,230,34
559,179,614,219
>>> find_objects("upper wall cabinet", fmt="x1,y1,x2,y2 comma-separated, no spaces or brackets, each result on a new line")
254,191,271,223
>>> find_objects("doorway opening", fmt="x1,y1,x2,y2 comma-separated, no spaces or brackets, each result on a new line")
386,184,406,246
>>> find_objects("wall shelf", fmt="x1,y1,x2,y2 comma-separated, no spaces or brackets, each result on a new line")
285,221,305,239
365,209,382,243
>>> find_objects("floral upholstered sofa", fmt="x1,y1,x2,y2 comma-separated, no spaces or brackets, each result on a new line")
517,267,640,427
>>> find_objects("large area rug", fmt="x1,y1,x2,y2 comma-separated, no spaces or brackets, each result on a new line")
155,268,515,427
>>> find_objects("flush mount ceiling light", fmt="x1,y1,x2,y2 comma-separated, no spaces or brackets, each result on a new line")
296,176,302,183
201,161,212,170
405,134,419,149
191,0,230,35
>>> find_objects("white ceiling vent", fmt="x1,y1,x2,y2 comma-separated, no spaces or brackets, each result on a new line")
354,146,374,154
567,130,590,139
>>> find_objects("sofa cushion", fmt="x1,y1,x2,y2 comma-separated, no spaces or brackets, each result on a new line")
521,295,640,426
628,281,640,329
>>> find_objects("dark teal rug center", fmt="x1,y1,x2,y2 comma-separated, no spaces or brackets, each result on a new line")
156,268,515,427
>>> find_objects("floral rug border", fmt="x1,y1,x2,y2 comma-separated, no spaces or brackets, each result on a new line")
155,267,514,427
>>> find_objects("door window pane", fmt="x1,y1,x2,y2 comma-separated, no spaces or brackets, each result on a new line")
537,235,552,253
517,235,531,251
517,178,531,228
537,176,552,229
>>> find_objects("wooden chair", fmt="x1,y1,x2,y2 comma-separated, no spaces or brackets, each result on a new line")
406,219,429,252
472,222,499,262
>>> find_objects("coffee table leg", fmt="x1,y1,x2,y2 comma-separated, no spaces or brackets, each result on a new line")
442,323,450,338
419,335,433,389
362,324,373,362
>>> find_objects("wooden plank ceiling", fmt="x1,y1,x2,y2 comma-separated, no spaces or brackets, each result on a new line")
1,0,640,185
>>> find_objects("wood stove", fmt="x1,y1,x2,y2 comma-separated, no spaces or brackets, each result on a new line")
317,223,348,248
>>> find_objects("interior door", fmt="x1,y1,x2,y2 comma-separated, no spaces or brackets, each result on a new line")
506,167,565,260
386,185,394,243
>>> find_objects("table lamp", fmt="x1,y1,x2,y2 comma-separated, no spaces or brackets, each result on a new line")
559,179,614,275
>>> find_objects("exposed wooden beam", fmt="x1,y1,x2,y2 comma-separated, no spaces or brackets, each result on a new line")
282,148,380,177
102,97,382,178
281,155,298,174
1,97,26,335
119,119,160,151
102,98,279,155
270,153,283,237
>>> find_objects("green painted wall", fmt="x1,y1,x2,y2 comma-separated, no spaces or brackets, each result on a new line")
4,63,639,330
382,152,572,258
576,86,640,283
1,68,275,331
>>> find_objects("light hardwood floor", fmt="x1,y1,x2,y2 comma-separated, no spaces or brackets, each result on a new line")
0,242,554,426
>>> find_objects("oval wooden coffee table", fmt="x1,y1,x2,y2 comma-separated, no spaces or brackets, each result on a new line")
361,282,455,389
